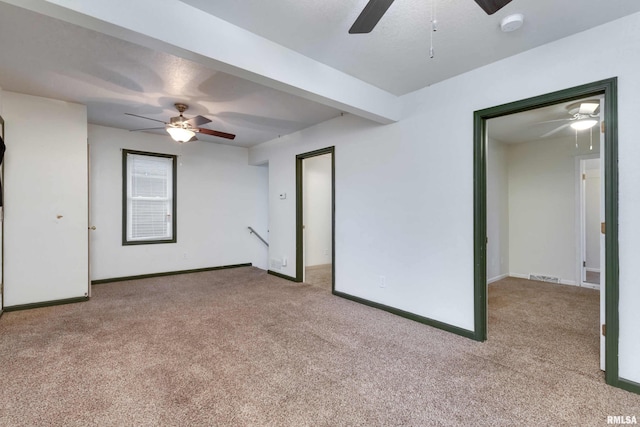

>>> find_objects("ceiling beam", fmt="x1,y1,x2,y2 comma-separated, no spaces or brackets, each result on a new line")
2,0,400,124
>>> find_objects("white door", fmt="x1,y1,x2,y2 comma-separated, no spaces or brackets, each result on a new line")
3,93,89,307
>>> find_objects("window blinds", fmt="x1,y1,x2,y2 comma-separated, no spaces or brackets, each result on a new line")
127,153,173,241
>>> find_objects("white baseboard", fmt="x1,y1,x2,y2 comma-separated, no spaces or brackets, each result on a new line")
586,268,601,273
487,273,509,284
581,282,600,290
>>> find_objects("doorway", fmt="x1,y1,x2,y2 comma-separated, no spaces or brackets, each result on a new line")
296,147,335,292
579,157,602,289
473,78,619,387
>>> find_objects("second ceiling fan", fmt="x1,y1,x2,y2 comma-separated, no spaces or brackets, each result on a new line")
349,0,514,34
126,103,236,143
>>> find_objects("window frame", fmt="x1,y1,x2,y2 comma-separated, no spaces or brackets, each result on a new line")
122,149,177,245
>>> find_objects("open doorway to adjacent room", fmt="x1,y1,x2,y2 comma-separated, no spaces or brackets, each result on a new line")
473,79,619,385
296,147,335,291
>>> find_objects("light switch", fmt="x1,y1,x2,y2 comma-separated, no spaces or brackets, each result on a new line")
279,193,287,199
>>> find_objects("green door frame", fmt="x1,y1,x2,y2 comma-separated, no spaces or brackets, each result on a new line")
295,147,335,291
473,78,623,388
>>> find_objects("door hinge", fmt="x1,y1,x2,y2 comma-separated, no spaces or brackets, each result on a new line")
602,324,606,336
601,222,606,234
582,173,586,180
583,261,586,267
601,121,605,133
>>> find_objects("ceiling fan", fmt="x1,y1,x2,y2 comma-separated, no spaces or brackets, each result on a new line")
539,100,600,138
126,103,236,143
349,0,514,34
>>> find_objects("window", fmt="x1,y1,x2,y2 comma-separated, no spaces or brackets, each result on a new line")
123,150,177,245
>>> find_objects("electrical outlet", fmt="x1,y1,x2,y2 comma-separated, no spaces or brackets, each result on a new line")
379,276,386,288
183,252,188,259
282,257,287,267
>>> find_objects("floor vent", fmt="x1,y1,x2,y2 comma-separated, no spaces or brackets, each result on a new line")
529,274,560,284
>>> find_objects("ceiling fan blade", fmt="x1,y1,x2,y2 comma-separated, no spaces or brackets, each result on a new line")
188,135,198,142
129,127,166,132
349,0,395,34
187,115,212,127
125,113,167,124
579,102,599,115
540,123,570,138
536,118,571,125
473,0,513,15
197,127,236,140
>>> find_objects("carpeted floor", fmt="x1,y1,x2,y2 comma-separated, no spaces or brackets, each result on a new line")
0,268,638,426
305,264,332,290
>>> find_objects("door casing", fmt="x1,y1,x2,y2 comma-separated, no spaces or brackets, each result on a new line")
295,146,335,292
473,78,619,386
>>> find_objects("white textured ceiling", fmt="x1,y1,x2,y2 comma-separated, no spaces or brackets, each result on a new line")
488,96,602,144
181,0,640,95
0,0,639,146
0,2,341,147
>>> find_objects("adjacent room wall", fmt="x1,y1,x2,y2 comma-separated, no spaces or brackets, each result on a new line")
2,91,89,306
250,12,640,383
89,124,268,280
303,154,332,267
507,135,599,285
486,138,509,283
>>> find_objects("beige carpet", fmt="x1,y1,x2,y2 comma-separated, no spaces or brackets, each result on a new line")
0,268,638,426
305,264,332,290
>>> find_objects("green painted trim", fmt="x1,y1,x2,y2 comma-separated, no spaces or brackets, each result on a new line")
1,115,4,313
267,270,299,282
295,147,336,292
474,78,621,387
616,378,640,395
473,108,487,342
4,296,89,312
333,290,476,339
92,263,252,284
122,149,178,246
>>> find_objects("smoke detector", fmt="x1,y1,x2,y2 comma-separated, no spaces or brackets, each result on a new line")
500,13,524,32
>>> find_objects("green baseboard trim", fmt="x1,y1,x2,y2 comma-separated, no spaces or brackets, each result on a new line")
4,296,89,312
92,263,253,285
267,270,300,282
333,290,476,340
616,378,640,395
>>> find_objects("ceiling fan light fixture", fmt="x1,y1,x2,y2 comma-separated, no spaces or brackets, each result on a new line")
570,119,598,131
166,126,195,143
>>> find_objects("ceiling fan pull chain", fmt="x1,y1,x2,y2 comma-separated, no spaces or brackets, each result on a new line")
429,0,437,58
575,128,578,149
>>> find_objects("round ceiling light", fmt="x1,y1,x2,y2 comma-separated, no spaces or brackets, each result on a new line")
570,119,598,131
500,14,524,33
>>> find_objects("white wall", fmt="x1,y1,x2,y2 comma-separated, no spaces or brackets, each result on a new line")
487,138,509,282
3,91,88,306
89,124,268,280
250,12,640,383
303,154,332,267
507,136,599,285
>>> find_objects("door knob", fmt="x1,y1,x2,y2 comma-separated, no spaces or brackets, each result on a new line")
89,226,96,230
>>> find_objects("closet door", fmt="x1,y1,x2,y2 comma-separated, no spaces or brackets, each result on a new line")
3,93,88,308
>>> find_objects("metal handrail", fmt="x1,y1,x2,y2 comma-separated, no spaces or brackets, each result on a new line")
248,226,268,247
